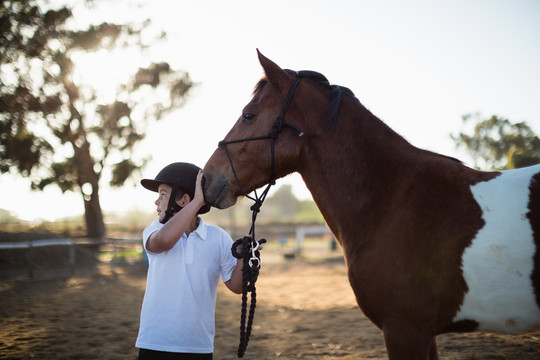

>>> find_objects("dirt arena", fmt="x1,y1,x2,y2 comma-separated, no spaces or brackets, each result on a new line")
1,250,540,360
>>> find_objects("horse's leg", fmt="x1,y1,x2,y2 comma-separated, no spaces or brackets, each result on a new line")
428,338,439,360
383,325,437,360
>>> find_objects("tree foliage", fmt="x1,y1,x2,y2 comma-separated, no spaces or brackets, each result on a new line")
263,185,302,221
0,0,194,236
451,113,540,170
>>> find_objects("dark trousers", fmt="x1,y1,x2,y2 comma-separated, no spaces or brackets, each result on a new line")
137,348,213,360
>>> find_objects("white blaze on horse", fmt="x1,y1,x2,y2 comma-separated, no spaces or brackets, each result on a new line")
203,50,540,360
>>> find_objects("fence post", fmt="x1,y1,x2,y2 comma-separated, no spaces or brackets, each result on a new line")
111,238,117,273
68,242,75,276
27,242,34,279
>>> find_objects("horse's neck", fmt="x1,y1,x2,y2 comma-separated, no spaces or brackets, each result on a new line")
299,110,416,240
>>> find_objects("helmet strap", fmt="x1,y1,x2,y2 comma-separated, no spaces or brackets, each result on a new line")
160,184,184,224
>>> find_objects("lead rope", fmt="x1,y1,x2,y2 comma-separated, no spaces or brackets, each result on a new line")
231,236,264,358
221,76,304,358
231,190,269,358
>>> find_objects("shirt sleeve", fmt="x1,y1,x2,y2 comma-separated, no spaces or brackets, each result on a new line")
220,230,238,283
142,221,163,256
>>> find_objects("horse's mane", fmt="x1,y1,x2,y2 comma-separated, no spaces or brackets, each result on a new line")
255,69,359,132
255,70,464,165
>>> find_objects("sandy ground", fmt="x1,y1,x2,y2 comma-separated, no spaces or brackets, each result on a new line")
1,251,540,360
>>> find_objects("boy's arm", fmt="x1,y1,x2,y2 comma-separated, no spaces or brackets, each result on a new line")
225,260,244,294
146,171,205,253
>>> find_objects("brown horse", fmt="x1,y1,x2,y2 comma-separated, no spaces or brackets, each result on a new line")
203,50,540,360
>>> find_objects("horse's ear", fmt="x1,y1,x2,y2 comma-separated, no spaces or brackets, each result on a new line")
257,49,292,92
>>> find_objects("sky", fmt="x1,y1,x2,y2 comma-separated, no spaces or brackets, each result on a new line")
1,0,540,222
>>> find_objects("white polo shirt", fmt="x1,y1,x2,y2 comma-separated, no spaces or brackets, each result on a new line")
136,219,237,353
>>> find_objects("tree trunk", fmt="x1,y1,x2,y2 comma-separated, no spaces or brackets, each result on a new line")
83,183,106,238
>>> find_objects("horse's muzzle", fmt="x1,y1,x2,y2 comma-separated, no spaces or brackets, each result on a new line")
203,172,238,209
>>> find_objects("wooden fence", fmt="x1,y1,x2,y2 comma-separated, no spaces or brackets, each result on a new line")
0,225,335,279
0,237,142,279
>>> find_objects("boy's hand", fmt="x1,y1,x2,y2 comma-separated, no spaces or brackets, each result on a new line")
233,236,265,257
193,170,206,207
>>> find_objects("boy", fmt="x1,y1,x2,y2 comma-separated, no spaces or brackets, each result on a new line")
136,162,244,360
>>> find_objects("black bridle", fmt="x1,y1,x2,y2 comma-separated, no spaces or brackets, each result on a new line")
218,76,304,210
219,76,304,358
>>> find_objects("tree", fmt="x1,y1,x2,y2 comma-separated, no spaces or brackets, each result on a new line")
451,113,540,170
263,184,302,221
0,0,194,237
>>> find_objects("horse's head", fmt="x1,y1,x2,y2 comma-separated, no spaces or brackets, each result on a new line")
203,50,314,209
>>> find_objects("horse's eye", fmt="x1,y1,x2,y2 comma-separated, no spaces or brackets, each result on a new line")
243,113,256,122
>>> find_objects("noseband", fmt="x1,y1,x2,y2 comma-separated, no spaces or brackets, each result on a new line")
217,76,304,358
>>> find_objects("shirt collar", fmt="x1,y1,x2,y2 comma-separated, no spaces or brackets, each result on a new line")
191,217,208,240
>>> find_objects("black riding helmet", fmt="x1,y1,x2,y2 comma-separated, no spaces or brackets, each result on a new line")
141,162,210,223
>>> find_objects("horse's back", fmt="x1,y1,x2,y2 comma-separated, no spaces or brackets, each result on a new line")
453,164,540,334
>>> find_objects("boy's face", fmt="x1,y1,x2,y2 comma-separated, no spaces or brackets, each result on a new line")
156,183,173,223
155,183,190,222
